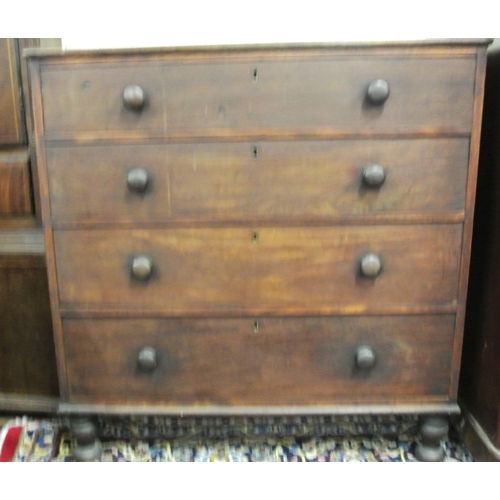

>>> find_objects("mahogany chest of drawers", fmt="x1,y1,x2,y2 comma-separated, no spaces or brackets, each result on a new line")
27,40,489,458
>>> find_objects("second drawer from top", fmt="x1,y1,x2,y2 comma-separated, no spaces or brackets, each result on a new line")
46,138,469,225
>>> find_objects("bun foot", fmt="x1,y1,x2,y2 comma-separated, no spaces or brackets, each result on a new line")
415,415,449,462
70,416,102,462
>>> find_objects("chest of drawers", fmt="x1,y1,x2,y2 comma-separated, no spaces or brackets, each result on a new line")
27,40,489,459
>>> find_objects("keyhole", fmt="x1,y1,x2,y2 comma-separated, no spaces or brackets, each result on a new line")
253,145,259,159
253,68,258,81
252,231,259,243
253,320,259,333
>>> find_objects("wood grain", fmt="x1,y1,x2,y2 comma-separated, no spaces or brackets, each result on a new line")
450,46,488,399
46,138,469,224
40,56,476,138
63,315,455,405
53,225,462,314
25,41,489,414
27,57,70,398
0,39,24,145
0,149,32,215
0,255,58,396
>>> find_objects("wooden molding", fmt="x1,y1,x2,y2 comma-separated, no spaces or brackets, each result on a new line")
0,228,44,254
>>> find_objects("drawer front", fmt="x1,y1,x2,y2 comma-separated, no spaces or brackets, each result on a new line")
41,57,475,136
54,225,462,313
63,315,455,405
47,138,469,224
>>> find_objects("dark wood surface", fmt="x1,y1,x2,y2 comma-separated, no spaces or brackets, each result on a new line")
0,39,32,220
46,138,469,225
0,394,59,412
0,39,61,408
0,39,25,145
27,41,489,415
0,255,58,396
53,225,462,315
40,56,476,139
0,149,32,215
63,315,455,405
460,44,500,447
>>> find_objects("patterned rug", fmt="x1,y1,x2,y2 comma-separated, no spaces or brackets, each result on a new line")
0,414,474,462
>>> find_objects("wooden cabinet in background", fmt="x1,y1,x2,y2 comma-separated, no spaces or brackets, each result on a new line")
0,39,25,146
0,254,58,398
0,39,31,219
0,39,60,410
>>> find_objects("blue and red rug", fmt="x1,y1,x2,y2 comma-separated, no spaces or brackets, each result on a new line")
0,415,474,462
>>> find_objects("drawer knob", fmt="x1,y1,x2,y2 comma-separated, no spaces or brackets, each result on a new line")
355,345,377,370
127,168,149,192
359,253,383,278
131,255,153,281
366,79,390,105
362,164,386,188
137,346,157,373
123,84,146,110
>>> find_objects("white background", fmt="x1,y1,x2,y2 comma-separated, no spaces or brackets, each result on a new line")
4,0,498,49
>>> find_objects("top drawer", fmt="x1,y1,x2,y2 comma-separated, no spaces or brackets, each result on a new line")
40,56,476,137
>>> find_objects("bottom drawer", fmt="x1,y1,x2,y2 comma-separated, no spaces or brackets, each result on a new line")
63,315,455,406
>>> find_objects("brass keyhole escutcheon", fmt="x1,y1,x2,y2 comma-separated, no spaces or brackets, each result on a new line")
252,231,259,244
253,320,259,333
253,145,259,159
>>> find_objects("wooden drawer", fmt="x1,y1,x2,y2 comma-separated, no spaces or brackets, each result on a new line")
40,56,475,137
47,138,469,224
53,225,462,314
63,315,455,405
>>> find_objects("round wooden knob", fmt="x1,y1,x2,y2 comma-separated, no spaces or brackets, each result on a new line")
362,164,386,188
123,84,146,110
127,168,149,192
366,79,390,105
131,255,153,281
137,346,157,373
355,345,377,369
359,253,382,278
